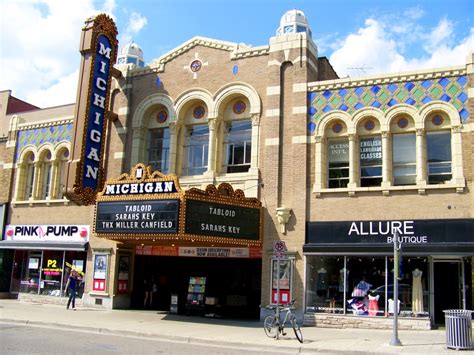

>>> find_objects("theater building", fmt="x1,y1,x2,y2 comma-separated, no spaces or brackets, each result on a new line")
1,10,473,329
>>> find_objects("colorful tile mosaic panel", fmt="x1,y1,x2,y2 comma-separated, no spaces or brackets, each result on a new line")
16,123,72,160
307,75,469,133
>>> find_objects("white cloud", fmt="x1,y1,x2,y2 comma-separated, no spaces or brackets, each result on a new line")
119,11,148,45
0,0,148,108
26,69,79,107
329,15,474,79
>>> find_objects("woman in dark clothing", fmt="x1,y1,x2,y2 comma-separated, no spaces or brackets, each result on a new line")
143,276,153,308
66,270,78,310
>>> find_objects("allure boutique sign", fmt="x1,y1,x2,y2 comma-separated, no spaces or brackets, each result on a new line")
66,14,118,205
306,219,474,253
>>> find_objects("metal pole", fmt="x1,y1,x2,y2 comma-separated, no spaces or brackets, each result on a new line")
276,257,280,339
390,231,402,346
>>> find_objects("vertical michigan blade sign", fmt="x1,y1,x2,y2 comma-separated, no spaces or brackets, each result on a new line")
66,14,118,205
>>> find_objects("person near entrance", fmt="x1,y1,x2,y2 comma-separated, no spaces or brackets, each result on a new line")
144,276,154,308
65,270,79,310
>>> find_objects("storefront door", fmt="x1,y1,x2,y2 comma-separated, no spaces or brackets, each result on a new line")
433,260,463,325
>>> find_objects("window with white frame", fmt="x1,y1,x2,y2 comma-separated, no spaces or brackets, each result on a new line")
41,160,52,199
392,134,416,185
359,136,382,187
328,138,349,188
223,120,251,173
182,124,209,176
25,155,35,200
427,131,451,184
57,149,69,199
147,128,170,173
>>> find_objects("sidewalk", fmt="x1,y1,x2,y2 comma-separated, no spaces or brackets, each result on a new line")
0,299,463,354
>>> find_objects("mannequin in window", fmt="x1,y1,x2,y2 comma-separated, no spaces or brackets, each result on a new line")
368,291,380,316
412,268,423,316
316,267,328,296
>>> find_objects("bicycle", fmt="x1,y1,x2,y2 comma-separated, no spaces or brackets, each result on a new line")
263,299,303,343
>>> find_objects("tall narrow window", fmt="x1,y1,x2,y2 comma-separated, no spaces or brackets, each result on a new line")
58,149,69,199
427,131,451,184
147,128,170,173
41,161,52,199
328,139,349,188
224,120,251,173
182,124,209,176
360,136,382,187
392,134,416,185
25,156,35,200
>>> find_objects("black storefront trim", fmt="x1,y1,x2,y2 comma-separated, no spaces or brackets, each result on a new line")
303,243,474,255
0,241,88,251
305,219,474,255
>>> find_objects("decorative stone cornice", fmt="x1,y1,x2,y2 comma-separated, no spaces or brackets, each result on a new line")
17,118,74,131
308,66,466,92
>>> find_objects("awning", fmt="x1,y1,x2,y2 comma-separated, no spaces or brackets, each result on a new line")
0,240,88,251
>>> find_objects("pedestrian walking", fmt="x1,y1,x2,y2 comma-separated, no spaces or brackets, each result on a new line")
65,269,78,310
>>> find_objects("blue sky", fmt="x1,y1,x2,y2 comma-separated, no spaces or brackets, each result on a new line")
1,0,473,108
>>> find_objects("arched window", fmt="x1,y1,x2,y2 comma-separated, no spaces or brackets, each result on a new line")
223,120,251,173
24,152,36,200
182,124,209,176
146,128,170,173
40,150,53,200
57,148,69,199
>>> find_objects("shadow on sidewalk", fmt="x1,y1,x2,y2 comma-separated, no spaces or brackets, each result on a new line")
160,312,261,328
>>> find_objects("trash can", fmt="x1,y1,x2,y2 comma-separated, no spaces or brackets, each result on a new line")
443,310,474,350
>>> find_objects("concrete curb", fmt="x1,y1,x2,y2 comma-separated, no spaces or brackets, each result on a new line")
0,319,313,354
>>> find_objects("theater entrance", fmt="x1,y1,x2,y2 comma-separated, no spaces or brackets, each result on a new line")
132,254,262,319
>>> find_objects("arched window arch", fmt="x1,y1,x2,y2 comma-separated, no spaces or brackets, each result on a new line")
56,147,70,199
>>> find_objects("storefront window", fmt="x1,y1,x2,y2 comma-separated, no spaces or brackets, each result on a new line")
40,250,63,296
20,251,41,294
328,139,349,188
305,256,344,313
359,136,382,187
306,255,430,318
392,133,416,185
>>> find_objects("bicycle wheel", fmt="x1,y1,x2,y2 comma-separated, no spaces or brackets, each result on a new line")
291,318,303,343
263,315,278,338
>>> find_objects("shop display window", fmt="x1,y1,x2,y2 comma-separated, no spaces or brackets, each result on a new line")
40,250,63,296
305,256,430,318
20,251,41,294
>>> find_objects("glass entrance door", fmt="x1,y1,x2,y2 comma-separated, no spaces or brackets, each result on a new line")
433,260,463,325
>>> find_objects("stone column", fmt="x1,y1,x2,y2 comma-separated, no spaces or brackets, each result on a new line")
168,122,181,174
416,129,426,185
205,118,217,176
313,135,324,190
381,131,391,188
348,134,358,189
451,125,464,185
249,113,261,174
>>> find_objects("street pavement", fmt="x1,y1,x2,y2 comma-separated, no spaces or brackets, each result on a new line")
0,299,469,354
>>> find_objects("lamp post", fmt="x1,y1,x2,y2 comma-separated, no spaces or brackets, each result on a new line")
390,231,402,346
